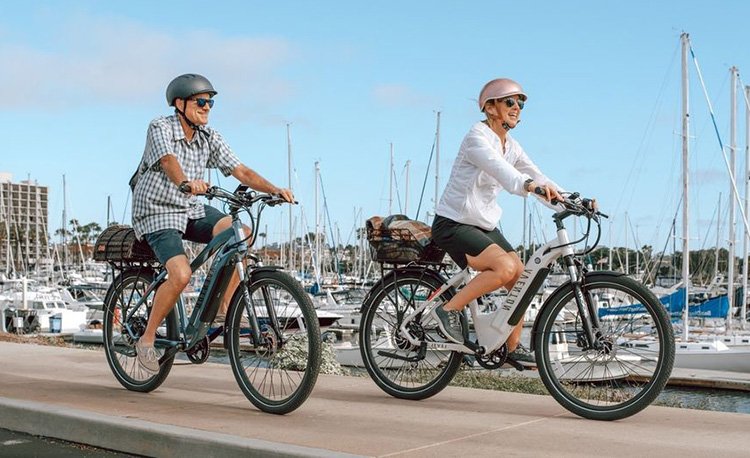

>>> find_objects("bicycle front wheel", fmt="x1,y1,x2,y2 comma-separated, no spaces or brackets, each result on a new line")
534,273,675,420
359,270,463,400
103,270,179,392
227,270,321,414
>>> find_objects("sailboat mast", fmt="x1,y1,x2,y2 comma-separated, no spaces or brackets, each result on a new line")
681,32,690,342
404,160,410,215
727,67,738,329
314,161,321,286
389,143,394,215
715,193,722,281
62,174,68,271
287,123,294,273
434,111,441,221
743,85,750,329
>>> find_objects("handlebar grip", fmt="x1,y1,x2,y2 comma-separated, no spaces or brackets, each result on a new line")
533,186,560,205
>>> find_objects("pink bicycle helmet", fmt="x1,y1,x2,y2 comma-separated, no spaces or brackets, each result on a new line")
478,78,527,111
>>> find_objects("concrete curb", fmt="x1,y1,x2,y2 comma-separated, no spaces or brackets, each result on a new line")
0,396,361,458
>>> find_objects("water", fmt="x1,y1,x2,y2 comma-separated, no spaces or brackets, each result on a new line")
656,386,750,414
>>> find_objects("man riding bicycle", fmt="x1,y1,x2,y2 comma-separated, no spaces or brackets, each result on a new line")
131,73,293,373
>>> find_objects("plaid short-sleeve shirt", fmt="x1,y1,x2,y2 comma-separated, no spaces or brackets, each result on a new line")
131,115,241,239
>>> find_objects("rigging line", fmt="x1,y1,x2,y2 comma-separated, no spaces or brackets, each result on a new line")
645,195,682,285
392,165,403,214
317,169,342,281
614,40,680,218
689,46,750,237
415,134,437,221
122,188,131,227
739,75,750,110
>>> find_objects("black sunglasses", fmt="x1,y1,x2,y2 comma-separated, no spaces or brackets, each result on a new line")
191,97,215,108
499,97,524,110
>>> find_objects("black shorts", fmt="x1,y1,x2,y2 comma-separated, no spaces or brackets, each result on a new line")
144,205,228,265
431,215,514,269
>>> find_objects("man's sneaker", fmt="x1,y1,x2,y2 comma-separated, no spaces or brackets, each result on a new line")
135,339,160,374
430,305,464,343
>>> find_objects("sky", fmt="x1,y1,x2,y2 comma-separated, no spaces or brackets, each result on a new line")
2,0,750,256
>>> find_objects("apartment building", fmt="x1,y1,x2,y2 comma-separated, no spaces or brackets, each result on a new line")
0,172,49,273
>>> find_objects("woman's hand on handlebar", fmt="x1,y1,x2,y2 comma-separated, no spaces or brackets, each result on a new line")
528,181,564,204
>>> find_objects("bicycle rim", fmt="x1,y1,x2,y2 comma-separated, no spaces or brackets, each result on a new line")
228,270,321,414
103,272,177,391
535,275,674,420
360,271,462,400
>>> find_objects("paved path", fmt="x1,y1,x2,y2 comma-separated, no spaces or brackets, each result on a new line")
0,342,748,457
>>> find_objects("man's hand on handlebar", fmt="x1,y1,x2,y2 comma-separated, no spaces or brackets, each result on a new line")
178,179,210,195
275,187,295,203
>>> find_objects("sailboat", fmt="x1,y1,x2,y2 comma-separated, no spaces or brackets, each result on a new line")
664,33,750,372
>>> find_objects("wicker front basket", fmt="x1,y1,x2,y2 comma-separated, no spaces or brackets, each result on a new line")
93,225,156,263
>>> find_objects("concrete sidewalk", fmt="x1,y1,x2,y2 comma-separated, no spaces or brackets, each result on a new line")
0,342,748,457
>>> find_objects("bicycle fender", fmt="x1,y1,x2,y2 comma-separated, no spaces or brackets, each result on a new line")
359,266,447,313
248,265,283,279
528,270,625,352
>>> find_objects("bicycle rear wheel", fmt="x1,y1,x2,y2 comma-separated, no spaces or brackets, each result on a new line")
534,273,675,420
227,270,321,414
103,270,179,392
359,269,463,400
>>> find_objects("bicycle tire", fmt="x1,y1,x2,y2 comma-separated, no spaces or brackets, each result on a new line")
103,270,179,392
534,273,675,420
359,270,463,400
227,270,321,414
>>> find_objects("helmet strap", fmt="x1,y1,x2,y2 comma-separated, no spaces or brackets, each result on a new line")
175,104,209,140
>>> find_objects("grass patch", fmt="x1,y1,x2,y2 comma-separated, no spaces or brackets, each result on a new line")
449,368,548,395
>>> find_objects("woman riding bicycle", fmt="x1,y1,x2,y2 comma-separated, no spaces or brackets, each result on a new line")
430,78,566,351
131,73,293,373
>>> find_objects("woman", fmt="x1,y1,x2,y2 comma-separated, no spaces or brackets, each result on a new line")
430,78,563,352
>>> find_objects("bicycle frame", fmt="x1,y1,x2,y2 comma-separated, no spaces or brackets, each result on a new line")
399,216,593,355
121,208,252,354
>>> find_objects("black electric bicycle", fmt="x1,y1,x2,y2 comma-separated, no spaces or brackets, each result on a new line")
100,185,321,414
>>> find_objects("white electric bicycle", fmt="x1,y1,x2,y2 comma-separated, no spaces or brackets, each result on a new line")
359,192,675,421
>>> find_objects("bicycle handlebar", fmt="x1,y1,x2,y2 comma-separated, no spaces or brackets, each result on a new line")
178,183,296,208
531,187,608,220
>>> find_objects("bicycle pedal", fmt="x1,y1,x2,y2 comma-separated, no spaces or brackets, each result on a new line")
505,356,525,372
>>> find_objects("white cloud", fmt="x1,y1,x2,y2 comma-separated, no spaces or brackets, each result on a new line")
372,83,438,108
0,13,296,111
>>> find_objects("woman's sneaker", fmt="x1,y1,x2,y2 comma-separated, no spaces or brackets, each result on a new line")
430,305,464,343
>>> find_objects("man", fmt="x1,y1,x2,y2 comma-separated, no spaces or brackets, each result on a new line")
132,73,293,373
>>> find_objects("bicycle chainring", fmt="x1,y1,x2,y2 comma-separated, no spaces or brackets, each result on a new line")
476,344,508,370
186,336,211,364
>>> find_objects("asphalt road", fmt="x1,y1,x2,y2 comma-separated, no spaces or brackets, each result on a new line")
0,428,138,457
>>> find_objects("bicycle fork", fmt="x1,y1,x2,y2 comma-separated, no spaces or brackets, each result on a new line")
564,257,606,352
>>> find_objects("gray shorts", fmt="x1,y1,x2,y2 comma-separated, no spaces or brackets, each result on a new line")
431,215,514,269
144,205,228,265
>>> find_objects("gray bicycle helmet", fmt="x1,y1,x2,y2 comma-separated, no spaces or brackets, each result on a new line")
166,74,217,106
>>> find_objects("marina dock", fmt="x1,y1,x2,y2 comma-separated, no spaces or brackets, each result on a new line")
0,341,748,457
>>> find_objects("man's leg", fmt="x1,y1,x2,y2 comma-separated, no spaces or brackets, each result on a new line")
140,254,191,346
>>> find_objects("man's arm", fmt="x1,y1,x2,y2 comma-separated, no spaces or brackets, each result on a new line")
160,154,210,195
232,164,294,202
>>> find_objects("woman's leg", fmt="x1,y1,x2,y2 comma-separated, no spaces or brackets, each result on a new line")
442,245,525,351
